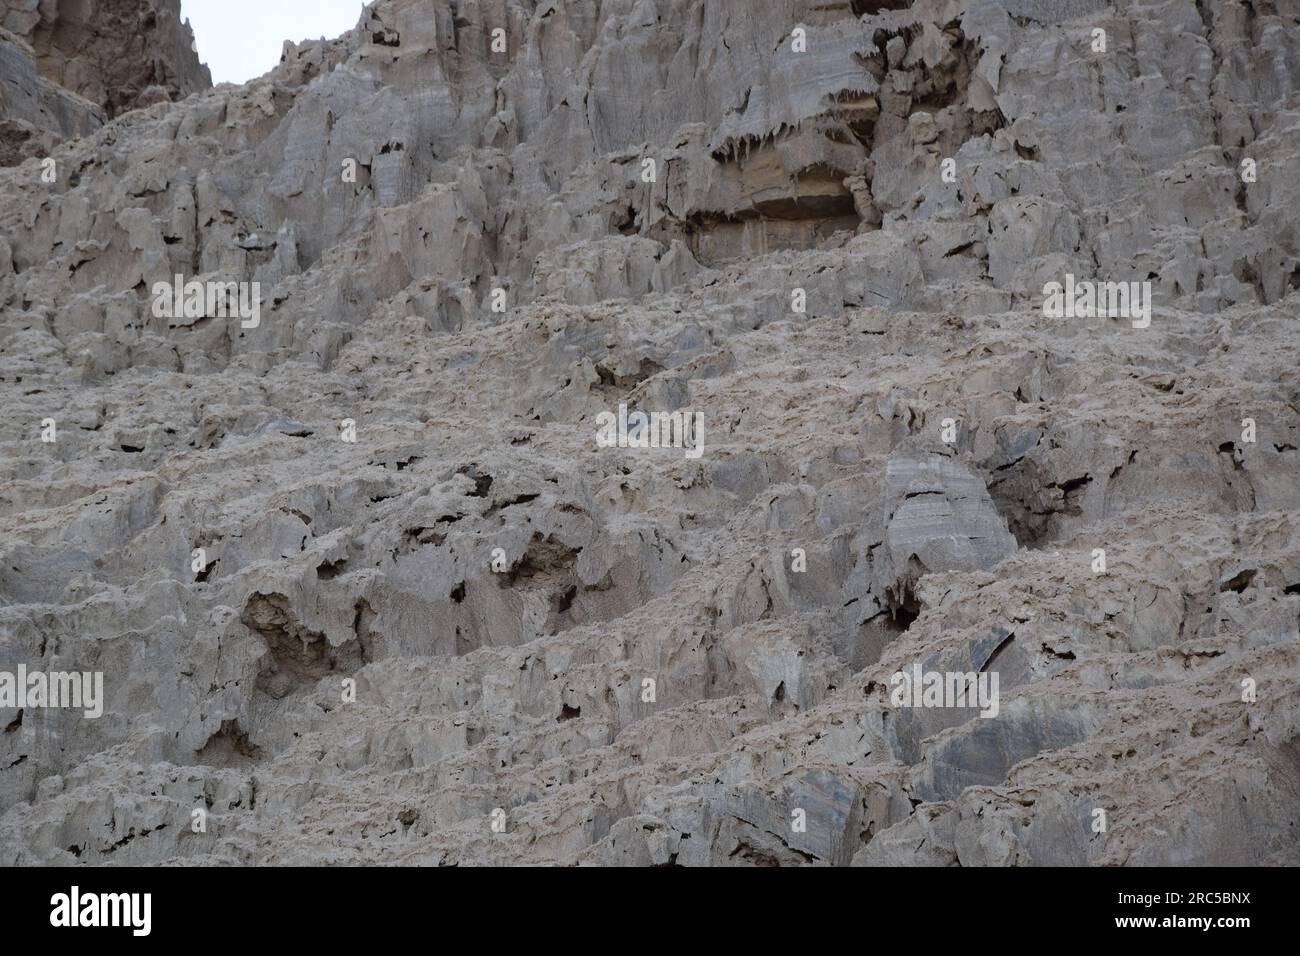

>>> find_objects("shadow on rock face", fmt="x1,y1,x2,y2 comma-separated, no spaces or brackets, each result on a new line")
241,591,367,699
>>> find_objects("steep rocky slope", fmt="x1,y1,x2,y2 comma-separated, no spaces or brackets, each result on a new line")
1,0,209,116
0,0,1298,866
0,25,101,166
0,0,208,167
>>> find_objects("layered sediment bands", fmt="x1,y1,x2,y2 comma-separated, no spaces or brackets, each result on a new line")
0,0,1299,865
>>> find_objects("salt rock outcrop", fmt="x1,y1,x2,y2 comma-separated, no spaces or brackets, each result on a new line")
0,0,1298,866
0,0,209,117
872,451,1018,619
0,26,101,165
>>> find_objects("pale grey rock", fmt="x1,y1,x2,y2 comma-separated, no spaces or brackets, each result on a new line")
0,0,1298,868
869,451,1018,620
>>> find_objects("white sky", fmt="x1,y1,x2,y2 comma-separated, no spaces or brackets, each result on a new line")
183,1,370,85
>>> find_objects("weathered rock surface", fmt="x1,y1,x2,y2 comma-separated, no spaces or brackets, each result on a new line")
0,26,101,165
0,0,1297,866
0,0,209,117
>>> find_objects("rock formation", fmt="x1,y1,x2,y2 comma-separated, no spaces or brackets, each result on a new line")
0,0,1297,866
2,0,209,115
0,0,207,166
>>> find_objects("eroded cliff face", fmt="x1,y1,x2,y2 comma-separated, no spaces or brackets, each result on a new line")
2,0,209,114
0,0,208,167
0,0,1298,866
0,25,101,166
